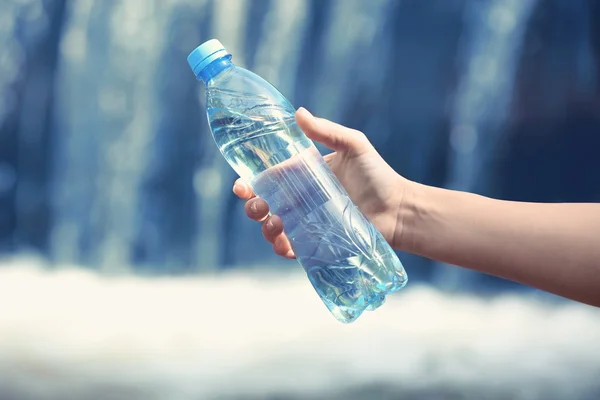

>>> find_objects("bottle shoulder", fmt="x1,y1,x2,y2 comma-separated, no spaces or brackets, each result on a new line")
206,66,294,115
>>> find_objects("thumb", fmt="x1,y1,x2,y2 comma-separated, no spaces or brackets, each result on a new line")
295,107,367,154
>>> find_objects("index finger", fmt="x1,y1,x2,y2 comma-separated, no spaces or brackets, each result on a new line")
233,178,255,200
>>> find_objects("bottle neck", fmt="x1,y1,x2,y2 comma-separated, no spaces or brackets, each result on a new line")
198,55,233,83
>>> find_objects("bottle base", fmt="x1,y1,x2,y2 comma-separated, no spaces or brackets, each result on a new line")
314,272,408,324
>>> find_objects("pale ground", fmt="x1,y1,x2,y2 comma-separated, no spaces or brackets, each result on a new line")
0,257,599,400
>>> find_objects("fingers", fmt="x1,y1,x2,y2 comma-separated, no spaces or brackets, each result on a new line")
273,234,295,259
295,107,368,155
261,215,295,258
236,178,268,222
245,198,269,222
261,215,284,242
233,178,255,200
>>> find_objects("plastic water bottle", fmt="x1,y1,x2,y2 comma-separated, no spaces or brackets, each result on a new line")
187,39,407,323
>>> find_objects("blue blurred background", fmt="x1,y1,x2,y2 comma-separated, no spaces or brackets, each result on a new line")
0,0,599,399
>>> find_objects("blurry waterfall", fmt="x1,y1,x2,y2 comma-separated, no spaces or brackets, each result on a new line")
47,0,466,274
0,0,598,290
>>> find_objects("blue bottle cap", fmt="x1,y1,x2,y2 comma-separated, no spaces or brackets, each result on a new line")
187,39,230,77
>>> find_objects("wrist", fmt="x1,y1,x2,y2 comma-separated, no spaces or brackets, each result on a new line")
390,178,431,254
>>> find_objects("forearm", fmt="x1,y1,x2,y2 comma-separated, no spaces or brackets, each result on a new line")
397,182,600,306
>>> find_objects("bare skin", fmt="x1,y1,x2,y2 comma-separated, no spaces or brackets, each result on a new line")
233,107,600,307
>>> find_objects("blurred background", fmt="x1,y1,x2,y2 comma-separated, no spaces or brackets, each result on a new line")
0,0,599,399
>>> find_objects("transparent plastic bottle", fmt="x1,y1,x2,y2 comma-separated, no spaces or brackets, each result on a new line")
188,39,407,323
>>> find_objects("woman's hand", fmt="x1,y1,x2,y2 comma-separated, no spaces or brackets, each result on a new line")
232,107,411,258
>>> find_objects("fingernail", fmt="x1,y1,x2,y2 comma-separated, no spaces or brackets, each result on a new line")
298,107,313,117
251,201,258,213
